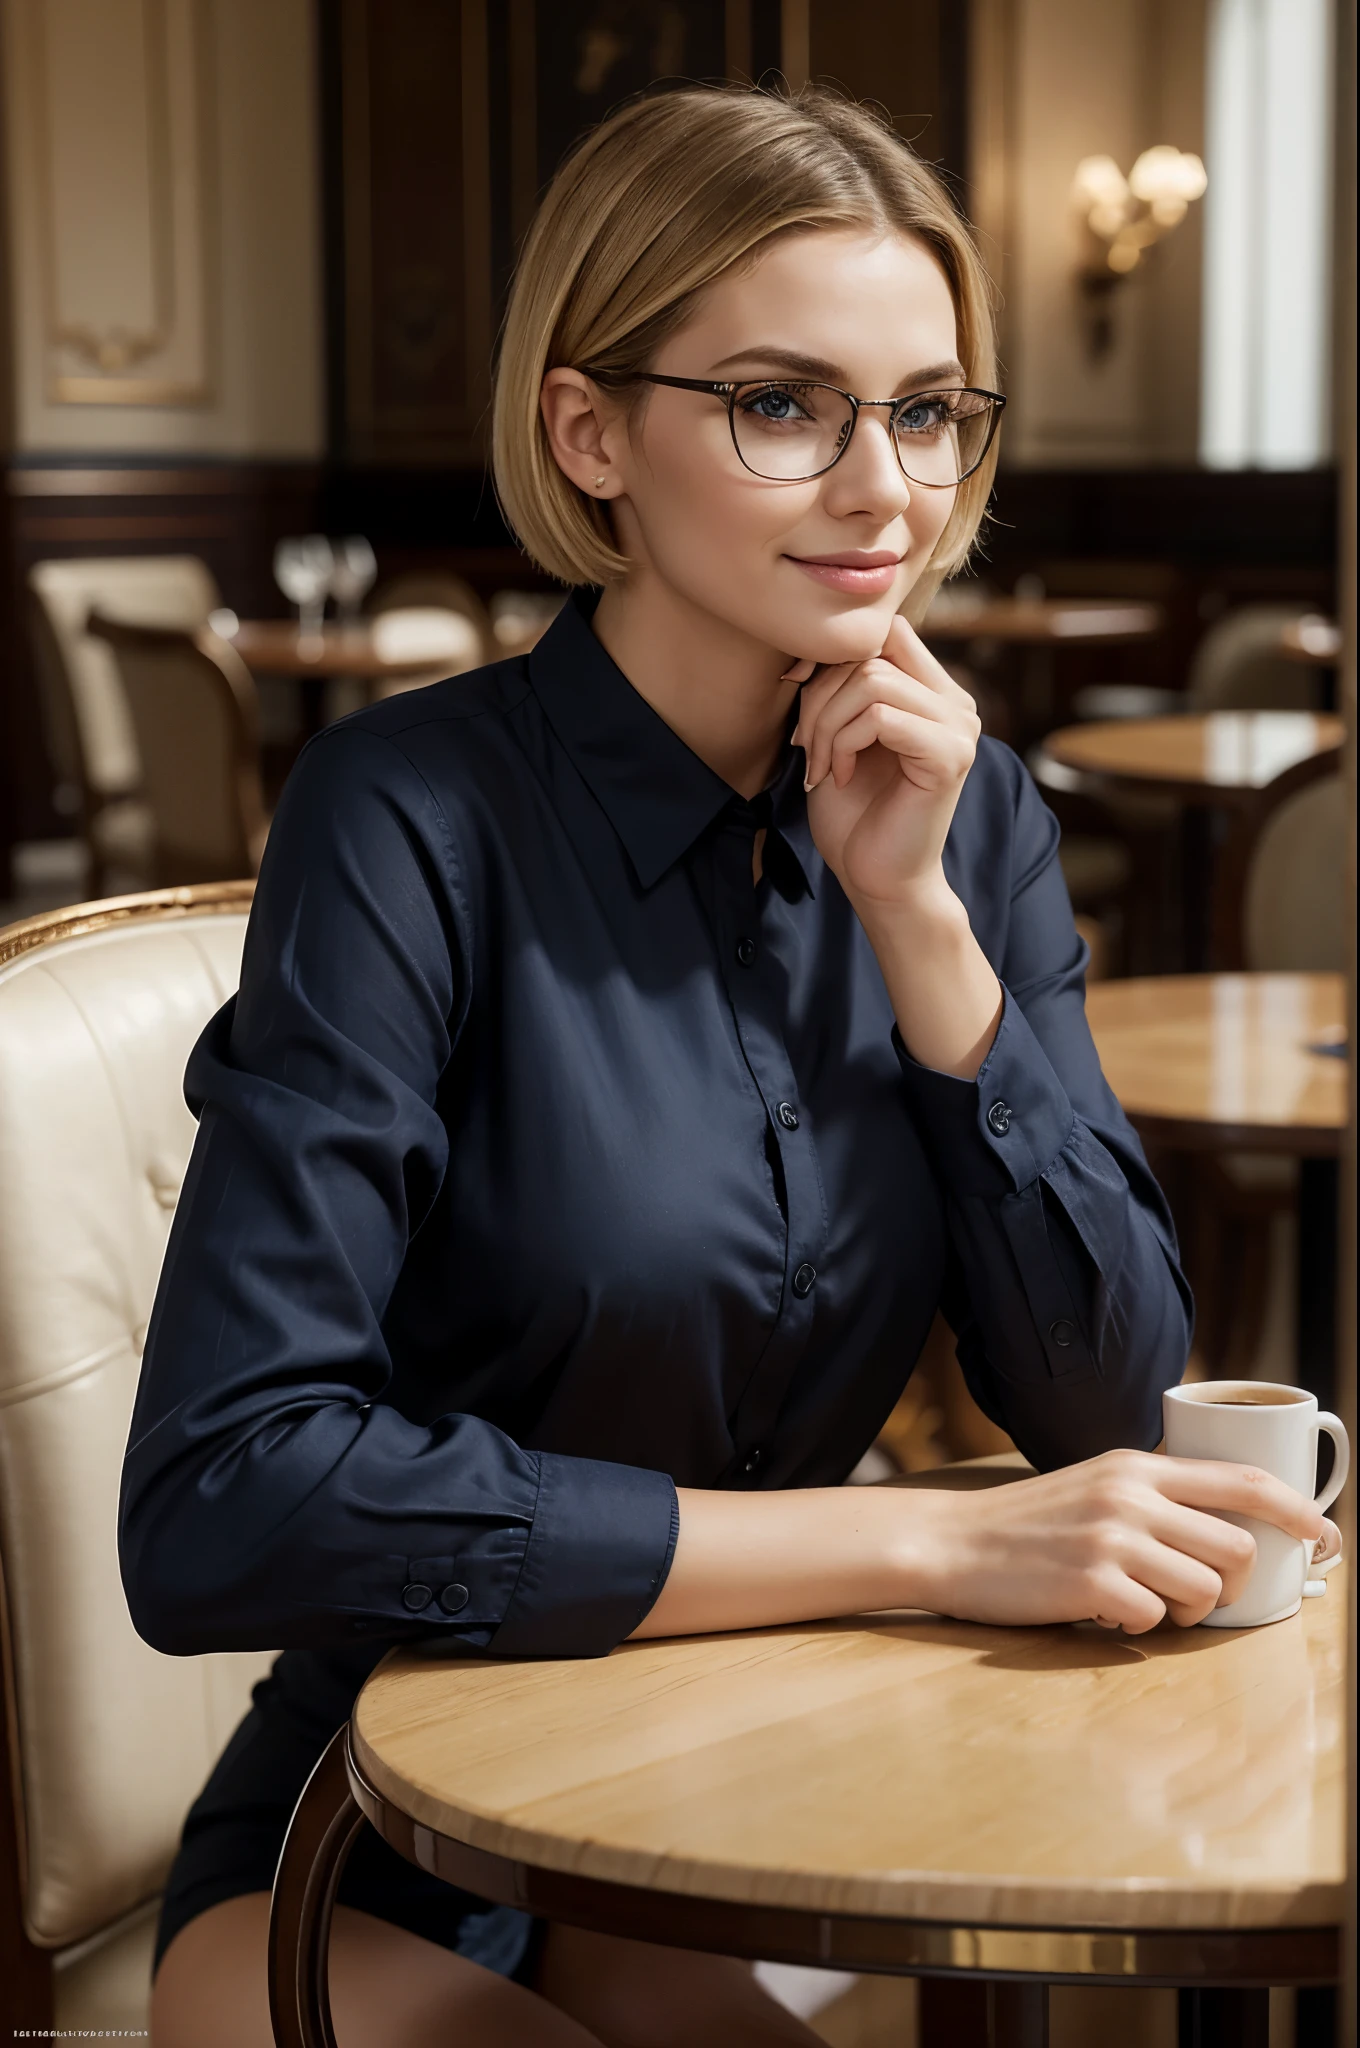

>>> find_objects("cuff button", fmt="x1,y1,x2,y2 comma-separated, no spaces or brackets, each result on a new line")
439,1583,471,1614
1049,1319,1076,1348
986,1100,1012,1135
401,1581,433,1612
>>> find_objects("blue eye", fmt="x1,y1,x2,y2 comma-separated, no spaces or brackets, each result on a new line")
895,396,955,436
739,384,816,424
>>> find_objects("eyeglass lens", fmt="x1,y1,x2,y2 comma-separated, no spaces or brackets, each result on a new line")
729,383,995,485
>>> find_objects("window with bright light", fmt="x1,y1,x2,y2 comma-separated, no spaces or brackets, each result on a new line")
1200,0,1335,469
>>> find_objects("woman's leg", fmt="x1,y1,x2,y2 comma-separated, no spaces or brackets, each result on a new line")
151,1893,605,2048
536,1923,828,2047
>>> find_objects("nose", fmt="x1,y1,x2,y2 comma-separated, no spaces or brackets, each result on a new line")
819,406,912,523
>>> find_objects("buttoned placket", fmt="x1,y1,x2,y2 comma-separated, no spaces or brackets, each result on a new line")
695,795,829,1485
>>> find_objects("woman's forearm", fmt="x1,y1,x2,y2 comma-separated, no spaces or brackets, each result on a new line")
630,1482,934,1638
855,879,1003,1081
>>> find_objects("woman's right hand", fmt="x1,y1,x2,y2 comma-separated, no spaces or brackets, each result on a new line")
908,1449,1327,1633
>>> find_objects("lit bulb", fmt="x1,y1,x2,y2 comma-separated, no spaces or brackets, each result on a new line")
1072,154,1130,218
1128,145,1207,205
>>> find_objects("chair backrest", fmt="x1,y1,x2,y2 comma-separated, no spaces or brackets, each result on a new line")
0,886,274,1955
369,571,490,657
27,558,222,806
1187,605,1327,713
1243,775,1346,972
86,618,267,887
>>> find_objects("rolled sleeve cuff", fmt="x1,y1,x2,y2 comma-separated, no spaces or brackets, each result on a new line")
488,1452,680,1658
894,987,1075,1197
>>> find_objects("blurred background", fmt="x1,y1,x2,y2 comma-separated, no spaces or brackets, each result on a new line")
0,0,1353,1449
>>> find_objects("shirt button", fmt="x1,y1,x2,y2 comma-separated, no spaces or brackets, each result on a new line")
735,937,758,967
792,1262,817,1298
1049,1319,1076,1349
986,1100,1012,1136
743,1446,765,1474
439,1583,470,1614
401,1582,433,1612
776,1101,799,1130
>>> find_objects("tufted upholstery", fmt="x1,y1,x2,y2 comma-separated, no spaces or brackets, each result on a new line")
0,885,273,2011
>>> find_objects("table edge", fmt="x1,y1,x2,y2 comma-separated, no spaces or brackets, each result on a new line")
348,1717,1344,1939
346,1736,1338,1986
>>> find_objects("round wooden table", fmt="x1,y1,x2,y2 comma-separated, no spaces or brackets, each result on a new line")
923,597,1163,646
268,1463,1345,2048
1042,714,1344,971
1042,711,1344,803
226,619,459,683
1086,972,1346,1156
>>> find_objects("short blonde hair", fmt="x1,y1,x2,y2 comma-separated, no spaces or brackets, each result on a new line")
492,84,999,598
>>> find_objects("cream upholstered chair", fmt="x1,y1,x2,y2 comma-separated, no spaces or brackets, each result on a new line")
86,616,269,886
1243,774,1346,972
27,556,222,891
0,884,274,2038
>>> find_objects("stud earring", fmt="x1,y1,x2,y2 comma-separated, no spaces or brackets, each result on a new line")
593,475,606,490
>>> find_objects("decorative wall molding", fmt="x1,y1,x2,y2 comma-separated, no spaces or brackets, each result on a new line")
24,0,216,406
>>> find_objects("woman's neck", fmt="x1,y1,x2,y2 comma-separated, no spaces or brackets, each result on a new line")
592,569,798,799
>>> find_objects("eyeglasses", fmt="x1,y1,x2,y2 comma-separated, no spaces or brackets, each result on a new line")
624,374,1006,486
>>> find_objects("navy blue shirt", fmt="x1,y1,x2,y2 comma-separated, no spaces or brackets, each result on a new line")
120,593,1191,1661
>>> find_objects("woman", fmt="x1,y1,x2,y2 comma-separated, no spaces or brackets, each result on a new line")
124,84,1326,2047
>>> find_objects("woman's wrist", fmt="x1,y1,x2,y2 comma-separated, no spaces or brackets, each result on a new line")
851,873,1003,1082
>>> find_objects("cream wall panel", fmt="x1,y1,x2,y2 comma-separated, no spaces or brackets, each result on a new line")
972,0,1206,470
2,0,323,454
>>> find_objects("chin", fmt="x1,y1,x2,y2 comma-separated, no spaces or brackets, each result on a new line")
788,596,903,667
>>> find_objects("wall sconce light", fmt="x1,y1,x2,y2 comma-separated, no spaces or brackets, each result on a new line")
1071,146,1207,357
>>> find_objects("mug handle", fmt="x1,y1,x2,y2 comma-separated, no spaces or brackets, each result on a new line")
1303,1411,1349,1598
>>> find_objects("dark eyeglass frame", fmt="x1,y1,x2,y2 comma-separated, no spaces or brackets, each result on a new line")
620,373,1007,485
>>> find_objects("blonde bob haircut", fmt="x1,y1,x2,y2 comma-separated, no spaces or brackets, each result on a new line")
493,83,999,603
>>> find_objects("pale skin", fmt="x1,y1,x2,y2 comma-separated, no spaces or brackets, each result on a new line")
153,226,1338,2046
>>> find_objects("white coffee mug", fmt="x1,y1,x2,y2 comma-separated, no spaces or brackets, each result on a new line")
1162,1380,1349,1626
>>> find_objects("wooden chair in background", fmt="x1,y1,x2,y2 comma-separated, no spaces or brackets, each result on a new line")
27,557,222,893
86,617,269,887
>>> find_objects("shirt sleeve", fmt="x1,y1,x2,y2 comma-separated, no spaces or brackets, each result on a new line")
895,757,1193,1470
118,726,678,1660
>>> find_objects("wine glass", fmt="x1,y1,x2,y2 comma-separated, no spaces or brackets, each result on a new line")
273,535,335,654
329,535,378,628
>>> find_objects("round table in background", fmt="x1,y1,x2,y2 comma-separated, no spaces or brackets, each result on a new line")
1041,713,1345,970
1042,711,1344,803
922,597,1164,646
226,620,476,738
1087,971,1346,1415
227,619,455,682
268,1461,1345,2048
1085,972,1346,1156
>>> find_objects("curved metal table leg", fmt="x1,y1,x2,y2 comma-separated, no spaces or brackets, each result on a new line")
268,1724,366,2048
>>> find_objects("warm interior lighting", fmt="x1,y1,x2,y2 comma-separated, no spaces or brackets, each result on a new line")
1073,146,1208,277
1071,147,1207,356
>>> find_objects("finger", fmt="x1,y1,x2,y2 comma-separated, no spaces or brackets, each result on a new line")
790,661,855,755
1153,1458,1324,1543
1145,1497,1257,1607
827,703,975,791
884,612,974,699
781,657,817,685
1313,1518,1342,1565
804,666,976,789
1107,1529,1225,1628
1085,1564,1166,1635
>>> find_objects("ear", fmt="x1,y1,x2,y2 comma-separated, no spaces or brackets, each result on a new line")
540,369,622,501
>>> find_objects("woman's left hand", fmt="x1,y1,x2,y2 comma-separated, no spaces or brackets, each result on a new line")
789,614,981,912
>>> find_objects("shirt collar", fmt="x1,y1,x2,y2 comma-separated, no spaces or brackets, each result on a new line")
527,592,819,896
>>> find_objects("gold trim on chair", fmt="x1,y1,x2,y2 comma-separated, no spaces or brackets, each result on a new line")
0,880,255,970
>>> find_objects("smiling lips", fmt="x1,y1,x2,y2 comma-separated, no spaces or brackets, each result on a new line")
786,551,905,594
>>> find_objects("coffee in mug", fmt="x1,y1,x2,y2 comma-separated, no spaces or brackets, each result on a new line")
1162,1380,1349,1627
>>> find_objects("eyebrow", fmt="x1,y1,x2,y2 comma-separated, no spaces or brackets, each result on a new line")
708,346,967,391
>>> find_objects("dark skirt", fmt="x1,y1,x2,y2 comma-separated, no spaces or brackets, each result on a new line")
154,1642,538,1984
